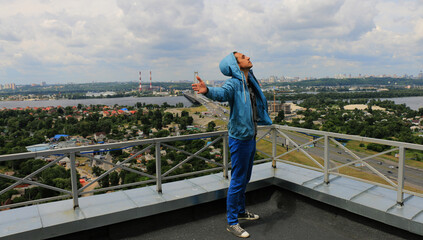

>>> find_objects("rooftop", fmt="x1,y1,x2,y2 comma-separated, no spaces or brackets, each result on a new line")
2,161,423,240
1,125,423,239
51,186,422,240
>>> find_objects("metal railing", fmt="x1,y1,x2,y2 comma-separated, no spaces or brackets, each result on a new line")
1,124,423,210
0,130,233,210
270,125,423,205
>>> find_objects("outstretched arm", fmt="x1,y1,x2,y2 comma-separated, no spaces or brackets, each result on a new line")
191,76,208,94
193,75,234,102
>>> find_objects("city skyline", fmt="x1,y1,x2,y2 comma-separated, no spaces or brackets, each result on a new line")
0,0,422,84
2,70,423,88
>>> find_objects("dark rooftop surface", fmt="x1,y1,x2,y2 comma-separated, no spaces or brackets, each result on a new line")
50,186,423,240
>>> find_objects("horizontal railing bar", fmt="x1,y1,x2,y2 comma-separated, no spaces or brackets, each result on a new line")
254,158,272,164
256,148,271,158
275,158,324,172
0,131,230,162
162,167,223,181
0,194,71,210
79,179,157,195
403,189,423,199
274,125,423,151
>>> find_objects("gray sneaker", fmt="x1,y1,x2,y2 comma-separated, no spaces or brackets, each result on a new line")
238,211,259,220
226,223,250,238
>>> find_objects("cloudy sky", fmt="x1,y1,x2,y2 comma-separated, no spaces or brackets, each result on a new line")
0,0,422,84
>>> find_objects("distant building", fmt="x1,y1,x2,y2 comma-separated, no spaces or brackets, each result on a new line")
0,83,16,90
59,157,71,169
269,103,305,115
52,134,69,141
268,101,285,113
94,132,107,142
86,91,116,97
26,143,50,152
344,104,386,111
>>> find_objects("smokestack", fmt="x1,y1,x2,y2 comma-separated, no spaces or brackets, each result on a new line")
139,71,142,92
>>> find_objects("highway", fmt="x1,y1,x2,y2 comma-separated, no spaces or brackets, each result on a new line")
187,92,229,121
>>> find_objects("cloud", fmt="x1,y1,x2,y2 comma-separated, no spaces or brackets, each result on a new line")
0,0,422,84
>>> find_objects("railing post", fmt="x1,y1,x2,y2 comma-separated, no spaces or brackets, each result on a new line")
223,134,229,179
324,135,329,184
155,141,162,193
69,152,79,209
397,146,405,205
272,126,277,168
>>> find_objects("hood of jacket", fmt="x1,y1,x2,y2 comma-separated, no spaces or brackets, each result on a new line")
219,52,249,102
219,52,244,81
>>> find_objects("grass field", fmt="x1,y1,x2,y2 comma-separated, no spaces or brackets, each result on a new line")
0,166,10,174
346,140,423,169
178,105,208,113
213,119,227,129
76,157,92,174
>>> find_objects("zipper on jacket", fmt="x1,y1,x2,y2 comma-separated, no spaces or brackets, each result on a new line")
245,75,255,136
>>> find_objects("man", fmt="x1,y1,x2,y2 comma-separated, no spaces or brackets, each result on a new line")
192,52,272,238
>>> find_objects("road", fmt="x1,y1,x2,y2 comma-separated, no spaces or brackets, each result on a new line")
188,92,229,120
76,167,99,196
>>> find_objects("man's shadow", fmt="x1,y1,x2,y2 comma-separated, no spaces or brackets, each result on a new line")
241,186,297,232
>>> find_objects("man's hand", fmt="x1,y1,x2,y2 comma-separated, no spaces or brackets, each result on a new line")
191,76,208,94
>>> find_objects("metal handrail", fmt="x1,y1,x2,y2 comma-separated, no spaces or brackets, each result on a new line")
272,124,423,204
1,124,422,210
0,130,236,209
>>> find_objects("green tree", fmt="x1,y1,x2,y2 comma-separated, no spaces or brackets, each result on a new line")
207,121,216,132
110,172,120,186
275,110,285,123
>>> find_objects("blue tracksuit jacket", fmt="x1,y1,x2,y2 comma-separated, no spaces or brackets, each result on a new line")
204,52,272,140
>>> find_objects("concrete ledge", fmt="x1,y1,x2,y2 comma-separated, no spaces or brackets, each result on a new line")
0,164,274,240
1,162,423,239
271,162,423,237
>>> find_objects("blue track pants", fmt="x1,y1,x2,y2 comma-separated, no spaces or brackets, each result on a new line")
227,137,256,225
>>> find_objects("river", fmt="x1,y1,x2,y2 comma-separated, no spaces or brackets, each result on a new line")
380,96,423,111
0,95,421,110
0,96,192,109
